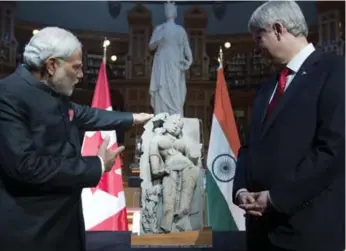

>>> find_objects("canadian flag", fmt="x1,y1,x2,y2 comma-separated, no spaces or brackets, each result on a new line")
81,61,128,231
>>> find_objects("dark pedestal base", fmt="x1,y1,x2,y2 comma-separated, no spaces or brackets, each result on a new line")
86,231,246,250
128,175,141,187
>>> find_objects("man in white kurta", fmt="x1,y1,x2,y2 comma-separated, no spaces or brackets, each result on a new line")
149,2,193,116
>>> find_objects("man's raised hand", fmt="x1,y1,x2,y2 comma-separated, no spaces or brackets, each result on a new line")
97,136,125,172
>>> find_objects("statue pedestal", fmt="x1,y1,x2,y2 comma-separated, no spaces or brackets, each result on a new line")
131,227,212,247
127,175,141,187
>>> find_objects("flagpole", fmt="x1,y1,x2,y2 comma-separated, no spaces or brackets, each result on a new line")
218,46,223,68
103,37,110,64
205,46,225,228
207,46,224,226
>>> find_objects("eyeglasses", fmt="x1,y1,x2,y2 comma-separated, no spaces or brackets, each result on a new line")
72,63,83,73
56,58,83,73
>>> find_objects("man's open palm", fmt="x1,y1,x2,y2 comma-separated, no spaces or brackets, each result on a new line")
97,136,125,172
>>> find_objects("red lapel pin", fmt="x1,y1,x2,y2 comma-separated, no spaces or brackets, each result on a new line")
68,109,74,121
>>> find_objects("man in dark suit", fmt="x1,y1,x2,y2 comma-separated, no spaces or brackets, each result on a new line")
232,2,345,251
0,27,153,251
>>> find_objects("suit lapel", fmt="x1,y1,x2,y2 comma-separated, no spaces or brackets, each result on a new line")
257,77,277,132
260,50,323,139
250,76,277,142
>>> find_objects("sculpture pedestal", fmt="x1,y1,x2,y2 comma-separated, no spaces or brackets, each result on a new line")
131,227,212,247
127,175,141,187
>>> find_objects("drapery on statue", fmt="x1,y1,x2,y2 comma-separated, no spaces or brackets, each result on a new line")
148,2,193,116
139,113,204,234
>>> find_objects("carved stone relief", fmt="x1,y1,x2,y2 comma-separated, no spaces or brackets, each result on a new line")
139,113,204,234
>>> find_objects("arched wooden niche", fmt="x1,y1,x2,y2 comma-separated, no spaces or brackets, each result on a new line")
184,6,209,80
126,4,153,79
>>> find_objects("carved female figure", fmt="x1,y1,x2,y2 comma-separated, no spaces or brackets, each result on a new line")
149,114,200,232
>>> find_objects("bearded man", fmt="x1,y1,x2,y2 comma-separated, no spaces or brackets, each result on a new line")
0,27,153,251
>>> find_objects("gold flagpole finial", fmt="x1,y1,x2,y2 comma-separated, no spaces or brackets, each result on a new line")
218,46,223,66
102,37,110,63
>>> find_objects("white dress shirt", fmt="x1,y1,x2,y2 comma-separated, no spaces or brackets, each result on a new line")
235,43,315,204
269,43,315,102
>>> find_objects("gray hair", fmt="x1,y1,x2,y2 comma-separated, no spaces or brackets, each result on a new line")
164,2,177,19
23,27,82,70
248,1,308,37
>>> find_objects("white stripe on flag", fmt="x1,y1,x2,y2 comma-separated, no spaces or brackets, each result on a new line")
207,115,245,230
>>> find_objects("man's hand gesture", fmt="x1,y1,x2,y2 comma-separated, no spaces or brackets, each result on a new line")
133,113,154,125
97,136,125,172
237,191,263,217
238,190,270,217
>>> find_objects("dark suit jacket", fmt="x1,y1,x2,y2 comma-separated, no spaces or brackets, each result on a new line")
233,50,345,251
0,65,134,251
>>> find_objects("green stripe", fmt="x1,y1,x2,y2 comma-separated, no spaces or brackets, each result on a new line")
205,169,238,231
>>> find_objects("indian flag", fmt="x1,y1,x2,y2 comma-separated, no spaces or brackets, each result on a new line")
206,65,245,231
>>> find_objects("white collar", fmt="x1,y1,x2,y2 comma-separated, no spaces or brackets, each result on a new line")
286,43,315,73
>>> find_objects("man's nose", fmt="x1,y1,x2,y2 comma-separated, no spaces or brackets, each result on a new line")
77,71,84,79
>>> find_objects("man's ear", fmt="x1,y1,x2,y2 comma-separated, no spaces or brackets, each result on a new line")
273,22,284,40
45,57,57,76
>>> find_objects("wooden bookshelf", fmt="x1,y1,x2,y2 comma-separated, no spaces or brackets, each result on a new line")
84,53,103,87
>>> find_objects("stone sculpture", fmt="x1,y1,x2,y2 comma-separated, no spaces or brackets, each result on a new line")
139,113,204,234
148,2,193,116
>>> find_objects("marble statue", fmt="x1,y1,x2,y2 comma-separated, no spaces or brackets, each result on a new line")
149,2,193,116
139,113,204,234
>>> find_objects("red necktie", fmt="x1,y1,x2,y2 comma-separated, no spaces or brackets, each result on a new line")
265,67,290,119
